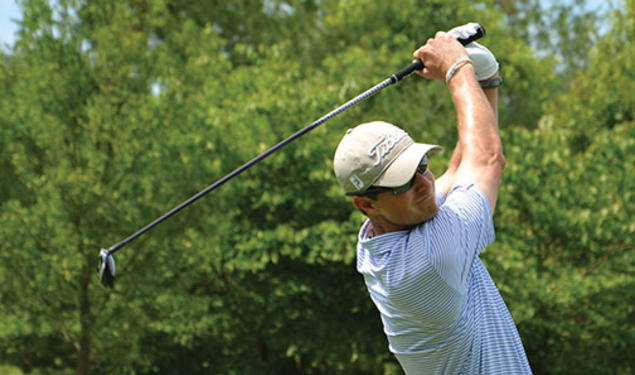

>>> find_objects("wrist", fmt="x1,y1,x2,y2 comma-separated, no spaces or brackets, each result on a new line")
479,76,503,89
446,62,476,90
445,57,473,83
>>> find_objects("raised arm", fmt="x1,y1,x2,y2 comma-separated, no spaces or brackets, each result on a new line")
449,67,504,212
414,33,504,212
435,74,499,197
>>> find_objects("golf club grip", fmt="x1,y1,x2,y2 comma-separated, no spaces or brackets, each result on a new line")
392,24,485,82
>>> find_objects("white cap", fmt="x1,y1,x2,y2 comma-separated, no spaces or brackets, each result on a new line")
333,121,441,194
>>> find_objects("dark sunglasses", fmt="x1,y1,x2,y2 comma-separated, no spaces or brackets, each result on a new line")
349,154,429,196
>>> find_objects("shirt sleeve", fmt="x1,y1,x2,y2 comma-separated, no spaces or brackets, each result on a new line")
423,184,495,292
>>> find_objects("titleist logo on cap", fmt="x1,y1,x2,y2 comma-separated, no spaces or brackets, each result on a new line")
368,129,408,166
349,174,365,190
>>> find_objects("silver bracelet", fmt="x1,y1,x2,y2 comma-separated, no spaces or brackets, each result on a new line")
479,76,503,89
445,57,472,83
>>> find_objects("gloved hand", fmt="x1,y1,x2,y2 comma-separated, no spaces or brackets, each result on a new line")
448,23,499,81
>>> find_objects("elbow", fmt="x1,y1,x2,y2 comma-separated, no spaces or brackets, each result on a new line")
480,146,506,171
461,137,506,170
495,149,506,167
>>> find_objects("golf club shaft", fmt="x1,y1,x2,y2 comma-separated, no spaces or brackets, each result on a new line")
107,76,396,254
106,26,485,255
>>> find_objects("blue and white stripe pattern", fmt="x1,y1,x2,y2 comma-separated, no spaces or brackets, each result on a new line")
357,184,532,374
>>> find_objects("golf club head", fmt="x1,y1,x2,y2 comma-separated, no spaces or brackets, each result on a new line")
97,248,116,288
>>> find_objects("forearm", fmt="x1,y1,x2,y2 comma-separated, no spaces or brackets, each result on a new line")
435,141,461,196
446,141,462,174
445,82,496,172
437,78,499,195
482,73,499,125
448,65,502,165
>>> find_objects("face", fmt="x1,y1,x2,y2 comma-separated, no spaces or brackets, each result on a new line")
353,161,439,235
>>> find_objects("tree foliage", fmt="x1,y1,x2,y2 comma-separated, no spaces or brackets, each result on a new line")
492,4,634,373
0,0,631,374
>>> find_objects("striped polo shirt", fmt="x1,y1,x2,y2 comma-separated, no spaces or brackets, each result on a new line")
357,184,531,374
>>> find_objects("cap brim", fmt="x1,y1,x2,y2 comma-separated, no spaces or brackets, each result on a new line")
374,143,442,187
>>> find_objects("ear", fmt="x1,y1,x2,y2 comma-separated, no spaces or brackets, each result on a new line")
352,196,379,214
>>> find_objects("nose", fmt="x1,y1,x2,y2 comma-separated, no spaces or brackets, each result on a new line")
412,171,426,189
413,170,433,192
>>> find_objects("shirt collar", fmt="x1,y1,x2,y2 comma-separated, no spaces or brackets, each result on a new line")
358,219,410,255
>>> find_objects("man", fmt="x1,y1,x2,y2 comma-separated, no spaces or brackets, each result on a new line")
333,25,532,374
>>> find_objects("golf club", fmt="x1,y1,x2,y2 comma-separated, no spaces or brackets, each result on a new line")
97,23,486,288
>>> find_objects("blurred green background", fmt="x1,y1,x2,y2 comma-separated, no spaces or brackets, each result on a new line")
0,0,632,374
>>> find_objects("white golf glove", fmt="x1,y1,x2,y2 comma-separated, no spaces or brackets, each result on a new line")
448,23,499,81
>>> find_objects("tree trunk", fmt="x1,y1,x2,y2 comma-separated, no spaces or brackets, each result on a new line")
77,265,91,375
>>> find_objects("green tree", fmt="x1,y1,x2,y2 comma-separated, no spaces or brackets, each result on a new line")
1,0,630,374
490,2,634,374
0,1,232,373
494,0,610,79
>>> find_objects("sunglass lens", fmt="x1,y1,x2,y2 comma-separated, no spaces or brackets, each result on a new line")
418,155,429,174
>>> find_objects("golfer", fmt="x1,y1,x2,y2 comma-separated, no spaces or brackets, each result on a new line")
333,27,532,374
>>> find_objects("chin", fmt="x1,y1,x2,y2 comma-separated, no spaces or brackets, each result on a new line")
419,205,440,223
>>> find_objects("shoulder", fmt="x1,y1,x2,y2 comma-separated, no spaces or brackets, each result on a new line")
419,185,496,290
440,183,492,219
425,184,495,251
